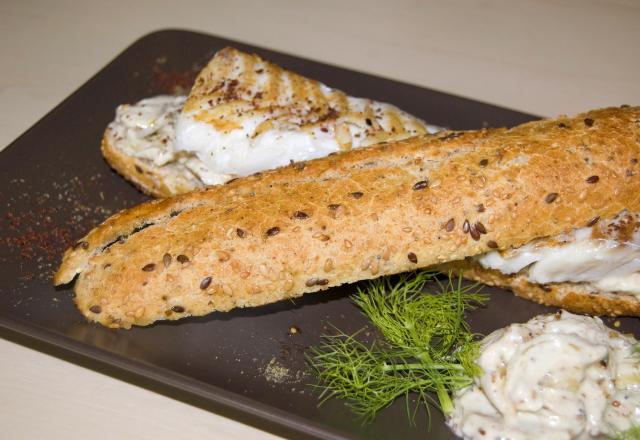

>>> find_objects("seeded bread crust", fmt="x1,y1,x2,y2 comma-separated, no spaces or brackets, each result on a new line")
101,131,203,197
55,106,640,328
448,260,640,316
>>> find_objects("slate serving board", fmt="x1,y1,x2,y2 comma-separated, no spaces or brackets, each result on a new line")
1,29,637,439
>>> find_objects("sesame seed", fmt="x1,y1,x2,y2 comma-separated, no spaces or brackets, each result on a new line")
412,180,429,190
163,253,172,268
475,222,487,234
328,204,341,210
470,227,481,241
407,252,418,264
74,241,89,250
487,240,498,249
316,279,329,286
586,175,599,184
266,227,280,236
545,193,559,203
477,204,485,213
218,251,230,262
305,278,318,287
479,159,488,167
445,218,455,232
177,254,189,264
324,258,334,272
200,276,212,290
171,305,185,313
463,220,470,233
89,305,102,314
350,191,364,199
236,228,246,238
293,211,309,219
142,263,155,272
584,118,594,127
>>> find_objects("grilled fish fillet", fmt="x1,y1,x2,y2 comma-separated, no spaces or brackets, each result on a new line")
102,47,437,197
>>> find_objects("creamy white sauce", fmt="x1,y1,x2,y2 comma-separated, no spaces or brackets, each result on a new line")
447,311,640,440
478,212,640,297
108,95,185,166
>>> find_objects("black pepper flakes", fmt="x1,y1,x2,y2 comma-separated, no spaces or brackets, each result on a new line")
445,218,455,232
412,180,429,190
545,192,559,203
586,175,599,184
293,211,309,219
89,305,102,314
266,227,280,236
177,254,190,264
350,191,364,199
407,252,418,264
171,305,185,313
584,118,594,127
142,263,156,272
200,276,212,290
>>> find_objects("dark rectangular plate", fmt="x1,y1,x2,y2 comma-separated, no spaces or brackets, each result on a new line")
1,29,638,440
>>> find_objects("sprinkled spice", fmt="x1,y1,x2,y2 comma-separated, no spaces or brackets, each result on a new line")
477,204,485,213
412,180,429,190
587,216,600,227
171,305,185,313
487,240,499,249
545,192,559,203
586,175,599,184
293,211,309,219
350,191,364,199
135,165,144,174
177,254,190,264
266,227,280,236
142,263,156,272
89,305,102,314
445,218,455,232
328,204,341,210
463,220,470,233
200,276,212,290
365,118,373,126
469,227,481,241
584,118,594,127
479,159,489,167
236,228,246,238
407,252,418,264
475,221,487,234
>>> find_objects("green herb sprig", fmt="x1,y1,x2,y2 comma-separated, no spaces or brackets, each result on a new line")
308,271,487,423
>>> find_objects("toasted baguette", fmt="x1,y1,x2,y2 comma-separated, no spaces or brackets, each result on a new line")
102,47,430,197
447,260,640,316
101,133,201,197
55,106,640,328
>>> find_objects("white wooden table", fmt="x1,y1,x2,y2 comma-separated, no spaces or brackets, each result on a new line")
1,1,639,438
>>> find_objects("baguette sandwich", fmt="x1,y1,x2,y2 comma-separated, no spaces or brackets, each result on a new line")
102,47,436,197
55,105,640,328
